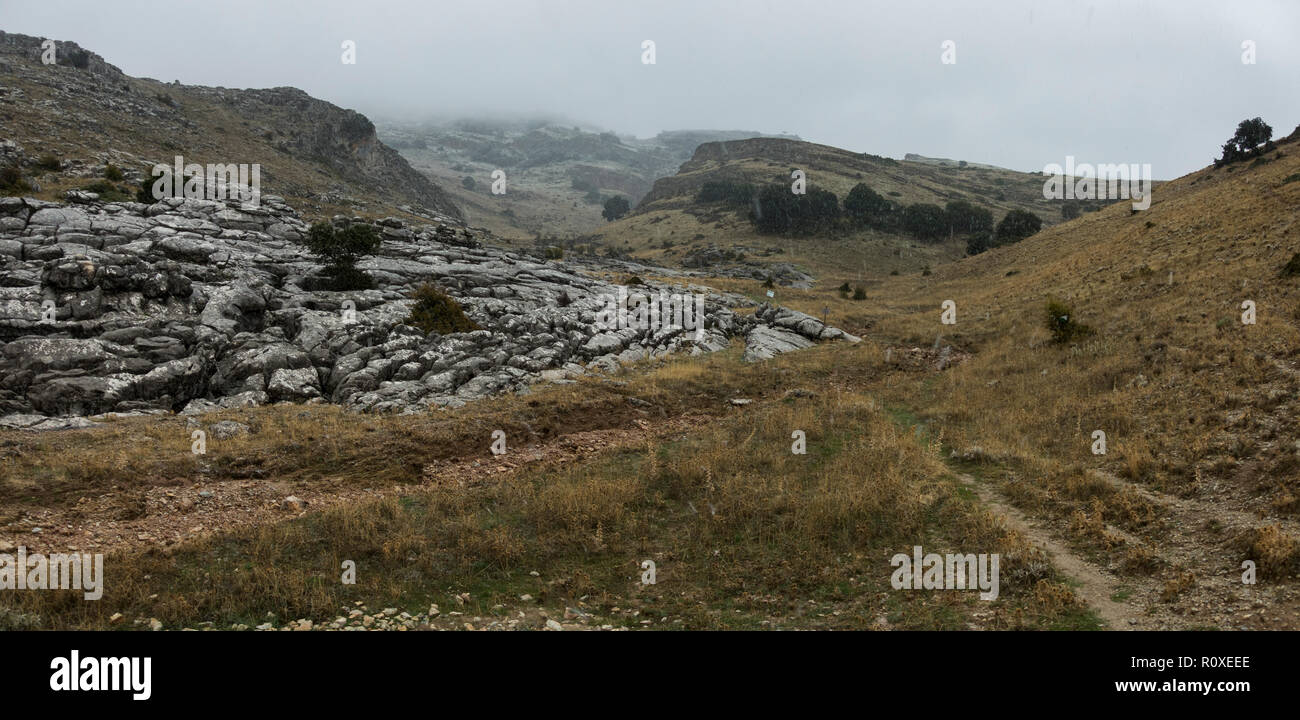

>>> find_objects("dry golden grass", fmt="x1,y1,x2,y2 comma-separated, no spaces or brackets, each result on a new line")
1,343,1097,630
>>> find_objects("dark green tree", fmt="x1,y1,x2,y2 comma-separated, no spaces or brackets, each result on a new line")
994,209,1042,245
303,221,383,290
944,200,993,236
602,195,630,221
966,231,992,256
844,183,891,226
1216,117,1274,166
900,203,947,242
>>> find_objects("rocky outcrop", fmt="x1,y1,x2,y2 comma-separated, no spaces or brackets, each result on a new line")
0,31,462,221
0,193,858,425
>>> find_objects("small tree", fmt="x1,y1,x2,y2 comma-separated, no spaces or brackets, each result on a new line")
602,195,630,221
303,221,382,290
1216,117,1274,166
461,176,476,190
995,209,1042,245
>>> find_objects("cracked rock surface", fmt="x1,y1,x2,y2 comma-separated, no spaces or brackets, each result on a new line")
0,194,858,426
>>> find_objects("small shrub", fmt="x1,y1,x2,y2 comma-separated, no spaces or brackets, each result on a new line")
461,176,476,190
103,163,124,181
404,283,481,335
1282,173,1300,185
837,281,851,297
762,274,775,289
1280,252,1300,278
852,286,866,301
1044,299,1092,344
0,166,32,195
35,154,61,171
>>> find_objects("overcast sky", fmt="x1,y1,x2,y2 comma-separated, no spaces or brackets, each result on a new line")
3,0,1296,179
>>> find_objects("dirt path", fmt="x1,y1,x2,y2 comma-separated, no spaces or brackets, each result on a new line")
956,473,1139,629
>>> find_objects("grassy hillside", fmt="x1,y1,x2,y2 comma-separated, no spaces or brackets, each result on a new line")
589,137,1079,281
694,130,1300,628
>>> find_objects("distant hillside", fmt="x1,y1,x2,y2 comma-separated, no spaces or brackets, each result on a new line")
0,31,462,222
903,153,1004,170
377,117,797,238
589,137,1071,282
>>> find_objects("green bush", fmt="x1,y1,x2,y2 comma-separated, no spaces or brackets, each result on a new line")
103,164,125,181
35,155,61,171
461,176,476,190
852,286,867,300
302,221,383,290
404,283,481,335
1044,299,1092,344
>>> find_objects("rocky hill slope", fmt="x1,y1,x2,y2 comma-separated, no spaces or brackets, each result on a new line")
0,31,461,221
